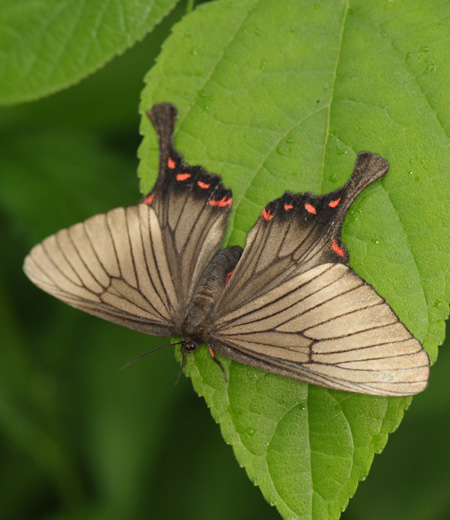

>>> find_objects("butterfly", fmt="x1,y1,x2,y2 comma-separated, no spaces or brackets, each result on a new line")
24,103,430,396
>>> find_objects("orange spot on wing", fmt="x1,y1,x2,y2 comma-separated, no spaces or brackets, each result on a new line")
208,345,216,358
304,203,317,215
197,181,211,189
284,203,293,211
168,157,176,169
331,239,345,257
209,196,232,207
225,269,234,286
176,173,191,181
329,197,341,208
143,193,154,205
262,208,274,221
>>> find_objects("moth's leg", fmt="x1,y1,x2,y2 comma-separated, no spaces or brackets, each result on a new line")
208,345,228,382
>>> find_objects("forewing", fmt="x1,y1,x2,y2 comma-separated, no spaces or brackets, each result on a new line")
24,205,178,336
210,263,429,396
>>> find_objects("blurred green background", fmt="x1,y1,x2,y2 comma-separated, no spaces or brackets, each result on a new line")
1,6,450,520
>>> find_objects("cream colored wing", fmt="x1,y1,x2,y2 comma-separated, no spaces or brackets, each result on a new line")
24,103,234,336
24,204,178,336
210,263,429,396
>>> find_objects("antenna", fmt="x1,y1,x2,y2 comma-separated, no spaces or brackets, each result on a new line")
120,341,183,370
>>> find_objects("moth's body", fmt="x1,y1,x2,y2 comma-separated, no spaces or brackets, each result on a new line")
182,246,242,349
24,102,430,396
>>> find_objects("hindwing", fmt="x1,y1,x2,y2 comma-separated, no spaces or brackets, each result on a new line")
213,153,388,315
144,104,233,313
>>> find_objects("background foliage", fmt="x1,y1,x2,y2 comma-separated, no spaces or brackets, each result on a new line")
1,0,450,519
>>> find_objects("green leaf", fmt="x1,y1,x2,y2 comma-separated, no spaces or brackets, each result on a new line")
0,1,185,134
138,0,450,518
0,0,180,105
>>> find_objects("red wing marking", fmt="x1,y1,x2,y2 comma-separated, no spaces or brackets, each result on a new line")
225,269,234,286
197,181,211,189
168,157,176,169
262,208,274,221
208,345,216,358
331,239,345,257
176,173,191,181
284,203,294,211
329,197,341,208
142,193,155,205
209,196,232,207
304,203,317,215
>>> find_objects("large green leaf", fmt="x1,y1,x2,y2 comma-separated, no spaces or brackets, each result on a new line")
0,0,180,105
138,0,450,518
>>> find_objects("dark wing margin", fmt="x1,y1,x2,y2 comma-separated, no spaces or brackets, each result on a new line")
24,205,178,337
142,103,233,321
210,263,429,396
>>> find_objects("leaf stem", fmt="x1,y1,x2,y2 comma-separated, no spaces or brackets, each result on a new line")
186,0,195,14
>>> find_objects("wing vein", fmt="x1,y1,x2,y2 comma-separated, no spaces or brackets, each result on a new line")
68,226,107,289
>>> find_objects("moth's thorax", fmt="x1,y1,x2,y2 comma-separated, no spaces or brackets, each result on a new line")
182,246,242,343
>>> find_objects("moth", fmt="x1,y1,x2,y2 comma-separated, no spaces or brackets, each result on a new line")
24,103,430,396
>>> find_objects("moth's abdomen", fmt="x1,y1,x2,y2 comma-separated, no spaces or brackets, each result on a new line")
183,246,242,341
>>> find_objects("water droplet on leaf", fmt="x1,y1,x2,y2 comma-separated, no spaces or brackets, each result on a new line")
424,63,436,74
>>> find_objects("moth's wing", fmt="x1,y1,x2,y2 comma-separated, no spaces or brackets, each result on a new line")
209,153,429,396
143,104,233,310
24,103,233,334
215,153,390,312
24,205,178,336
210,263,429,396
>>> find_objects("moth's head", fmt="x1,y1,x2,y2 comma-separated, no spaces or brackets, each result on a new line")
176,338,200,384
181,338,199,354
